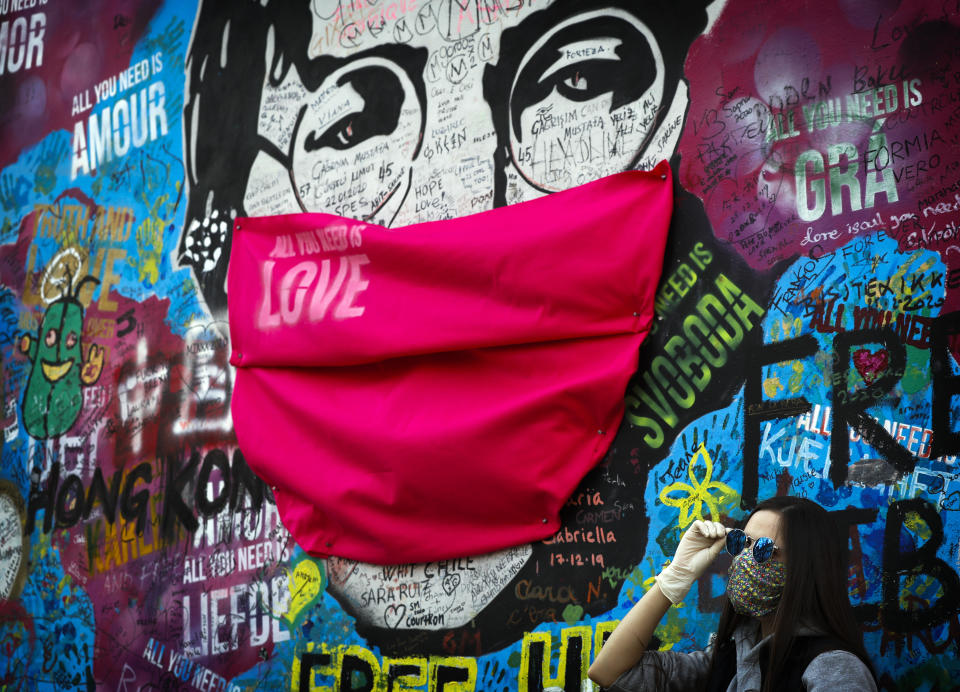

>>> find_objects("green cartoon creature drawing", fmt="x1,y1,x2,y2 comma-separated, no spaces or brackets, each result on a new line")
18,272,104,439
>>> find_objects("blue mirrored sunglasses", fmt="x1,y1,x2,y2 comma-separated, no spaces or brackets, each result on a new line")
725,528,779,563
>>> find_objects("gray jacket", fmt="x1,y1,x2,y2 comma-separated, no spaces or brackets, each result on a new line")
606,621,877,692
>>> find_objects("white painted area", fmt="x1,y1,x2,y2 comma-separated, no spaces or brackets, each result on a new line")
328,544,531,629
0,492,24,599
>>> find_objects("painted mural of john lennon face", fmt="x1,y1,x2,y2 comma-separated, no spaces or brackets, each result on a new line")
179,0,703,316
244,41,427,223
181,0,712,656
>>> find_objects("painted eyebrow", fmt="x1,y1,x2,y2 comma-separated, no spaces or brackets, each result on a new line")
509,16,657,141
539,38,625,82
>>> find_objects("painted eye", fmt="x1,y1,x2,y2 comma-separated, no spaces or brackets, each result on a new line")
562,71,588,91
335,121,355,147
65,332,78,348
45,329,57,346
509,17,659,142
303,66,406,152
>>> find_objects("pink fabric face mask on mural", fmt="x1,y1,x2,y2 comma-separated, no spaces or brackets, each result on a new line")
227,161,674,564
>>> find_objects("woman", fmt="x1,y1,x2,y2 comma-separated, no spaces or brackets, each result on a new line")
588,496,877,691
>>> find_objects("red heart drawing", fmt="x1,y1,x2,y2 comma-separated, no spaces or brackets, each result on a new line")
853,348,889,385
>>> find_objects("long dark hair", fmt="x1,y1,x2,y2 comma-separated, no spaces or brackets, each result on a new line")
709,496,876,691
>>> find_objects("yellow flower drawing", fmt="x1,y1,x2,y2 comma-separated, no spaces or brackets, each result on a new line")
659,443,737,528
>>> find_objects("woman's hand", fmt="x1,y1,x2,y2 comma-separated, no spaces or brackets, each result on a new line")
656,520,728,604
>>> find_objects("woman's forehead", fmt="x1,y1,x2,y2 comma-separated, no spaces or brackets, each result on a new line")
744,509,783,541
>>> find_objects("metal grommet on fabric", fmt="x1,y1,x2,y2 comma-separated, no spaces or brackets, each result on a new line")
325,541,333,547
235,352,243,362
541,517,548,524
597,429,604,435
633,311,640,316
660,174,667,180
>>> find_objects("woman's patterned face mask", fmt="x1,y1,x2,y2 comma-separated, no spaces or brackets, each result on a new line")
727,551,786,617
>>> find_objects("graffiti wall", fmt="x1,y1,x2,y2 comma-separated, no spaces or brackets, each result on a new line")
2,0,960,689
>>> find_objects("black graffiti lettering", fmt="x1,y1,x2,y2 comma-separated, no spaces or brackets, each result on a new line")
341,653,377,692
831,506,880,622
27,462,60,533
26,448,272,539
830,506,879,533
930,309,960,458
162,451,200,539
82,467,123,523
882,499,960,632
196,449,230,517
433,662,470,691
743,333,818,507
299,652,332,691
119,462,152,534
523,632,586,692
169,448,272,538
878,609,960,658
55,474,85,527
831,329,913,486
115,307,136,337
229,448,265,511
386,662,422,690
28,461,157,533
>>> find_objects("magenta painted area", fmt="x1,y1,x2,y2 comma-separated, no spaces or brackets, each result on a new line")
679,0,960,320
680,3,958,256
229,164,674,564
50,291,288,685
0,0,163,170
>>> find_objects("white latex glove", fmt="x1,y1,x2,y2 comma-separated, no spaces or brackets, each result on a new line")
655,520,728,604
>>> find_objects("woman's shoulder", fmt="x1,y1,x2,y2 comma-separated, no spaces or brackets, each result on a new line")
801,649,878,692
